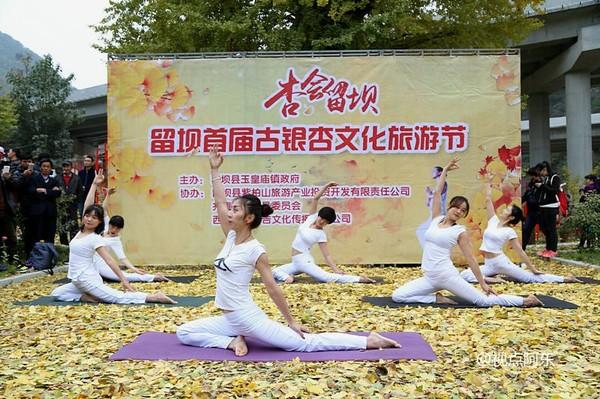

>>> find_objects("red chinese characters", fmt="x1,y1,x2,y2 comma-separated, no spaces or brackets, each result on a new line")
178,174,205,201
149,127,201,155
262,67,380,118
148,123,469,156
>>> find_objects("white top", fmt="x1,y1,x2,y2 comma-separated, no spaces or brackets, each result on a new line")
421,215,466,274
103,216,110,233
67,232,106,281
92,236,126,271
291,213,327,253
214,230,266,311
480,215,517,254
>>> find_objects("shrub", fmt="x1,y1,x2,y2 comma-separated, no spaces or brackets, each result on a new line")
561,194,600,248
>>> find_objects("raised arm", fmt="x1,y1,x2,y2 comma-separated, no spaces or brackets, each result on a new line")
255,253,310,338
484,182,496,220
102,187,116,218
208,145,230,236
83,169,104,215
432,159,459,219
457,232,497,296
309,181,337,215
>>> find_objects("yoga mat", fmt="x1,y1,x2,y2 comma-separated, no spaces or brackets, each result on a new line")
14,296,214,307
109,331,436,362
250,276,386,284
362,295,578,309
500,276,600,285
53,276,199,284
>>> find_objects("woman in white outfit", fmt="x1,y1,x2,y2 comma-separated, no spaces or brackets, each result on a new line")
176,146,398,356
83,172,169,283
460,182,580,284
391,159,543,307
51,203,175,304
272,182,375,284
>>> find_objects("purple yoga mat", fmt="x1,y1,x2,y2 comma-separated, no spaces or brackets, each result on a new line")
110,331,436,362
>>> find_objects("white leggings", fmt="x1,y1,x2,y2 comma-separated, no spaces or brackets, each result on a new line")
51,272,147,304
460,254,564,284
392,268,524,307
272,253,361,284
177,304,367,352
97,262,155,283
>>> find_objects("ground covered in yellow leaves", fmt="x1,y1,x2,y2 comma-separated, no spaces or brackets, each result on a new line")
1,260,599,398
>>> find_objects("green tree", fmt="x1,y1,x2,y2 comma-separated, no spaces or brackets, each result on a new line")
7,55,79,161
93,0,544,53
0,91,17,143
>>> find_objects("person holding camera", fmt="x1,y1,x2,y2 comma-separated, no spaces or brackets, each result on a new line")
0,147,22,267
535,161,561,258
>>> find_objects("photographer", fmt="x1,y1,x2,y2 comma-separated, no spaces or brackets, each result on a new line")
0,147,23,266
536,161,561,258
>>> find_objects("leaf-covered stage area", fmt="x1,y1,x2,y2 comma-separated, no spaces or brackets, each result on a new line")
1,260,599,398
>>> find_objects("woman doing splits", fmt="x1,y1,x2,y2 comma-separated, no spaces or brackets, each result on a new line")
272,182,374,284
391,159,543,307
176,146,398,356
84,171,168,283
460,182,580,284
51,203,175,304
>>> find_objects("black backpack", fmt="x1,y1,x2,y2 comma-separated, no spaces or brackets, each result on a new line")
26,242,58,275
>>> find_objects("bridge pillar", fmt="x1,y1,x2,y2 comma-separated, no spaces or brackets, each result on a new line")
528,92,551,168
565,71,592,179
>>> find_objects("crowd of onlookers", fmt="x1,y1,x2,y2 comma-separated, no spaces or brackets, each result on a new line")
0,146,97,271
522,161,600,256
1,148,598,272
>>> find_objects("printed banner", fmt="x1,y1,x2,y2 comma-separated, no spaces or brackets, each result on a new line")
107,55,522,265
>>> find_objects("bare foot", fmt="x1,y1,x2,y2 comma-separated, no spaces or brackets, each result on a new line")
563,275,582,283
359,276,376,283
147,291,177,304
366,332,401,349
523,294,544,307
227,335,248,356
153,273,171,282
436,293,458,305
284,276,294,284
80,293,99,303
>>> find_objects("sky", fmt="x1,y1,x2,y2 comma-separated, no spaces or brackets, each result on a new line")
0,0,110,89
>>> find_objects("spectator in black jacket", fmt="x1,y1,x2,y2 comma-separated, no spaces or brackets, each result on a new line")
17,154,35,255
27,159,61,250
58,161,81,244
0,154,22,266
536,161,561,258
78,155,96,216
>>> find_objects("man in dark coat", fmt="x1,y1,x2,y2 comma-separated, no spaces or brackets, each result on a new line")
27,159,61,250
0,155,22,266
57,161,81,244
77,155,96,216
